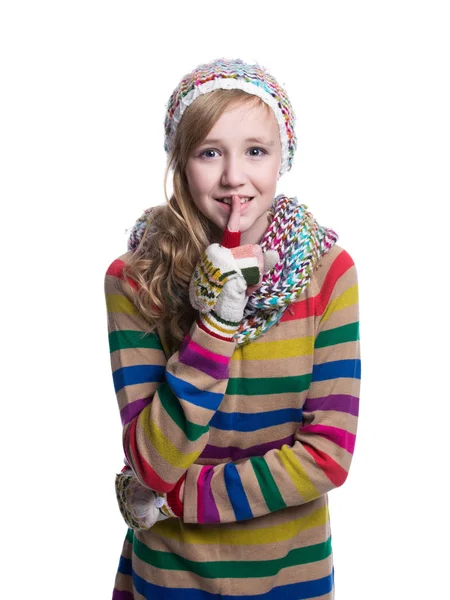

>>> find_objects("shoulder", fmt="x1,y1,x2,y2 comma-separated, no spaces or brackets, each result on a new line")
105,250,133,276
104,250,138,292
315,243,357,275
312,243,359,304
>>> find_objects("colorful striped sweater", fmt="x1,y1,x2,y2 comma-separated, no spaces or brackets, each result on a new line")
105,242,361,600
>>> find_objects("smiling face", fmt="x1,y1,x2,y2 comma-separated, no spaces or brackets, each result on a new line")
184,99,282,245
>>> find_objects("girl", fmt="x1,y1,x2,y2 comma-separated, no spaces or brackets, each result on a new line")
105,57,361,600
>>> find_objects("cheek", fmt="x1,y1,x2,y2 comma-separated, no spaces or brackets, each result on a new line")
257,156,280,184
186,165,216,193
259,167,278,189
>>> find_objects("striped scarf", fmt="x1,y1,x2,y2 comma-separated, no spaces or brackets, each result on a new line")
235,194,338,346
127,194,339,347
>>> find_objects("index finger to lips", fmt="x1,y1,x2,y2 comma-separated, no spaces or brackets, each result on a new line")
226,195,241,232
221,194,242,248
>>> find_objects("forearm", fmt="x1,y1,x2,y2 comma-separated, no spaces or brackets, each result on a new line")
118,315,237,493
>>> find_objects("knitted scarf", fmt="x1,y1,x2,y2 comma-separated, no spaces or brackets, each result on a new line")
127,194,339,347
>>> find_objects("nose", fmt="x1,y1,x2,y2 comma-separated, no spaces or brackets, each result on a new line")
220,156,248,188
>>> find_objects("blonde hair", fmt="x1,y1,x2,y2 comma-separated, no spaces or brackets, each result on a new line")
119,89,272,357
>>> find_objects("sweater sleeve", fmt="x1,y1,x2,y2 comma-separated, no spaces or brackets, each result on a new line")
105,257,236,494
181,247,361,524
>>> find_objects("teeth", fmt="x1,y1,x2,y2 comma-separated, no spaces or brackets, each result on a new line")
217,197,252,205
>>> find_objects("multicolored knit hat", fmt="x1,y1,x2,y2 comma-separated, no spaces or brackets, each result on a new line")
163,57,297,177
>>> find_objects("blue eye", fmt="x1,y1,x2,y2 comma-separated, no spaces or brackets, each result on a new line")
248,147,266,157
199,147,267,159
200,149,218,159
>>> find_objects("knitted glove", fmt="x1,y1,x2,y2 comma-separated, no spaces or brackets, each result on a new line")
115,468,185,531
189,242,252,328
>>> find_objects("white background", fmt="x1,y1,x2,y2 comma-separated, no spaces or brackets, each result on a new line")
1,1,449,598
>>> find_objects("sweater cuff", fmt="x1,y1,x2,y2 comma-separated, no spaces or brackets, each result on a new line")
197,312,240,343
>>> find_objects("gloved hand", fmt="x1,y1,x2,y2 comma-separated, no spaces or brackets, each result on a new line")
189,195,279,332
115,468,185,531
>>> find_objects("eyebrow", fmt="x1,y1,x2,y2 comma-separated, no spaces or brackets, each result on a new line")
200,137,276,146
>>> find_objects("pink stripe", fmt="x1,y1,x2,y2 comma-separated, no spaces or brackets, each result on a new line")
197,465,210,523
185,334,229,364
301,424,356,454
232,244,254,258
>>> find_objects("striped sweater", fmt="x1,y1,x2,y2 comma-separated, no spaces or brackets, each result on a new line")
105,242,361,600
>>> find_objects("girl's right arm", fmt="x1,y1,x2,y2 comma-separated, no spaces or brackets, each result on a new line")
105,258,238,495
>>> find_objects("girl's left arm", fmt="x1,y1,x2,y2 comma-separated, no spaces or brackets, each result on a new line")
181,247,361,524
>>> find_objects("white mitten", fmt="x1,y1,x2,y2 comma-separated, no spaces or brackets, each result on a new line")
189,243,251,321
115,470,181,531
189,240,279,339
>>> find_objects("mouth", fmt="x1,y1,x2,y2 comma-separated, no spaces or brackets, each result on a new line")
214,196,254,205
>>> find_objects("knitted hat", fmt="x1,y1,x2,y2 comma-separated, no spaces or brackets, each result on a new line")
163,57,297,177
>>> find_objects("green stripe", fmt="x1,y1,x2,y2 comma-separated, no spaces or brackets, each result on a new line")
108,330,163,353
226,373,311,396
158,383,209,442
315,322,359,349
131,535,332,578
241,265,260,285
250,455,287,512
